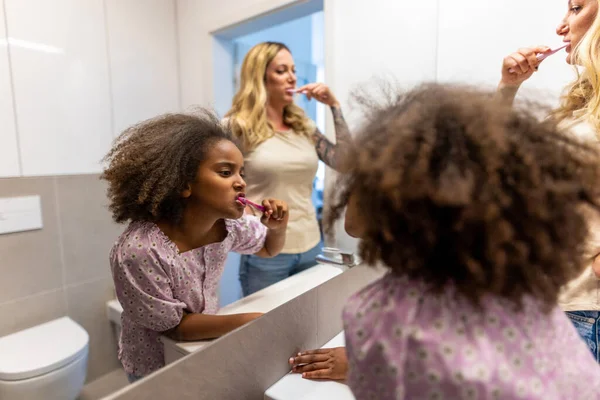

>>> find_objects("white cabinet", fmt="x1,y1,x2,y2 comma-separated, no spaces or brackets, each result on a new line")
105,0,180,137
6,0,112,176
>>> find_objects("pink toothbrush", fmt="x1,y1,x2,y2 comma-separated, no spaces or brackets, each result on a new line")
508,44,568,73
238,197,265,212
287,88,311,95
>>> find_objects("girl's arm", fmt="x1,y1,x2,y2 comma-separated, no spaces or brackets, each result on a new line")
253,198,289,258
167,312,262,341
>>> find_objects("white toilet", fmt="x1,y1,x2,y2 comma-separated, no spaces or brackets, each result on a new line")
0,317,89,400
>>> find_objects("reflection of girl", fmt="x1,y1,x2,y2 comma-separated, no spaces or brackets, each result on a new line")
497,0,600,360
337,84,600,398
226,41,352,296
102,112,289,382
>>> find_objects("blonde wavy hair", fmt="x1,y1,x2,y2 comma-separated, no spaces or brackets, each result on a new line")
552,0,600,132
225,42,314,152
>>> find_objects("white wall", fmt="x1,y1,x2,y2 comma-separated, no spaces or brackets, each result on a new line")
6,0,112,176
0,0,180,178
322,0,441,250
437,0,573,104
324,0,439,124
0,0,19,177
235,14,313,59
177,0,300,111
105,0,180,136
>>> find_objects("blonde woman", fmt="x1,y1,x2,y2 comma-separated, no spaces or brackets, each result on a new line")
497,0,600,361
226,41,351,296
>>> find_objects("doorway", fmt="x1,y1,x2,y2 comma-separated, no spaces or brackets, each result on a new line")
213,1,325,306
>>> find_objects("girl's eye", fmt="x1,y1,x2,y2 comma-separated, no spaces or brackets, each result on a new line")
219,171,232,177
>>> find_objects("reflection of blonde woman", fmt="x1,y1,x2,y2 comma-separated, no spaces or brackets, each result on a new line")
497,0,600,361
225,41,351,296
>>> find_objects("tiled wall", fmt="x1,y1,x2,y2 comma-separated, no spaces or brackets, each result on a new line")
0,174,124,382
106,265,384,400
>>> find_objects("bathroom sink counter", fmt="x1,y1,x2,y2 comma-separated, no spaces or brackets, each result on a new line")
160,264,343,362
264,331,354,400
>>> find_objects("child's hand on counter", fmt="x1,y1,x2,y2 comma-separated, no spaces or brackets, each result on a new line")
289,346,348,380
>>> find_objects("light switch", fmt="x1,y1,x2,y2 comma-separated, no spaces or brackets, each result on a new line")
0,196,43,235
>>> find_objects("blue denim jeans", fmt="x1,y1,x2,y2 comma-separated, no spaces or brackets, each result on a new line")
566,311,600,362
239,241,323,296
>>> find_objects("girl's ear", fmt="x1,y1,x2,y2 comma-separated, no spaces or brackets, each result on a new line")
181,183,192,198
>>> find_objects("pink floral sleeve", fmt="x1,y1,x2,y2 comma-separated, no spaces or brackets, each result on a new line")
111,241,186,332
227,215,268,255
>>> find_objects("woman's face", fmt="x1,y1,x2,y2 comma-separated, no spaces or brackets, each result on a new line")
557,0,599,64
264,49,297,106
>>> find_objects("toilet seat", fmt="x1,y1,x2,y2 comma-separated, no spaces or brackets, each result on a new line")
0,317,89,381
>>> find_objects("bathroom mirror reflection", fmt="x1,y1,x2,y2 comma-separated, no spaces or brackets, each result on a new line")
0,1,355,399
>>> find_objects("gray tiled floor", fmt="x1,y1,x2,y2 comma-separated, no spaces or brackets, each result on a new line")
78,368,129,400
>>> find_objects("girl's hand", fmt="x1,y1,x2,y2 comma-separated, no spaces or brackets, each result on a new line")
260,198,289,231
289,347,348,380
296,83,340,107
500,45,550,87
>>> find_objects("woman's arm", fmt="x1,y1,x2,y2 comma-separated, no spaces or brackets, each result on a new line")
296,83,352,171
495,83,521,106
593,255,600,278
313,106,352,171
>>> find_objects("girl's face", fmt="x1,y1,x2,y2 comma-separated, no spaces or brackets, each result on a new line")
264,49,297,107
344,191,366,239
183,139,247,219
557,0,599,64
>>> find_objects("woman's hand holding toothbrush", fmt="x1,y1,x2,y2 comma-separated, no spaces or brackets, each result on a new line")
500,45,570,87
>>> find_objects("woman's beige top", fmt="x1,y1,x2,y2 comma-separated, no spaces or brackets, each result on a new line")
244,129,321,254
558,117,600,311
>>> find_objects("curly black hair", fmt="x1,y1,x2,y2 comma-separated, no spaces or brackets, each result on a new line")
101,110,235,224
327,83,600,310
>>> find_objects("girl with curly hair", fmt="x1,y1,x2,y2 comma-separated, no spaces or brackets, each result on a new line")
293,84,600,398
102,110,288,382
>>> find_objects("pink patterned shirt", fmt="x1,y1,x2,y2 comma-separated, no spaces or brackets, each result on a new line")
110,216,267,376
343,273,600,400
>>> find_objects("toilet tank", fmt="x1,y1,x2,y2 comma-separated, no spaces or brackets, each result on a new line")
106,299,124,343
106,299,123,326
